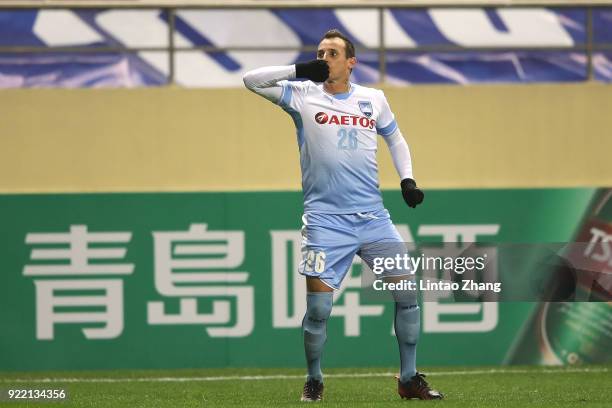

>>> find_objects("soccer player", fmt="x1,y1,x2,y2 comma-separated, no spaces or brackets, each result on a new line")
243,29,443,401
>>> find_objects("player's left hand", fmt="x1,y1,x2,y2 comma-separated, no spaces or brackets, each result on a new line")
401,178,424,208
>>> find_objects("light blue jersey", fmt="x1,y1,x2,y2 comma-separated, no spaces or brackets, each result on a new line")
277,81,398,214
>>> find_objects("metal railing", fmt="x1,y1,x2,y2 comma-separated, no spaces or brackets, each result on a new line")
0,2,610,84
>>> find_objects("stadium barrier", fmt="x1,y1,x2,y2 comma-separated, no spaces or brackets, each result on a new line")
0,83,610,193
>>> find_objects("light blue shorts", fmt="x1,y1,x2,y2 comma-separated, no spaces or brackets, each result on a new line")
298,208,412,289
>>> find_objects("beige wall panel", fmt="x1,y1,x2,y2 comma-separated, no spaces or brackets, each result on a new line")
0,83,610,193
377,83,611,188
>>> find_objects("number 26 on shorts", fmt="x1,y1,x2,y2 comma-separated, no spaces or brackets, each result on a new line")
304,250,326,273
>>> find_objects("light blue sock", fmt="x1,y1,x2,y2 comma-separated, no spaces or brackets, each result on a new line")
302,292,333,383
394,302,420,383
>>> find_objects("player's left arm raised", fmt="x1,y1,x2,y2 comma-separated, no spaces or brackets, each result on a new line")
377,92,424,209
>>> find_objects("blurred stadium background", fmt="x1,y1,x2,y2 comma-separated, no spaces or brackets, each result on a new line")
0,0,611,400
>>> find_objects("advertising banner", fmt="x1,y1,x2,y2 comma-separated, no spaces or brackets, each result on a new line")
1,188,610,371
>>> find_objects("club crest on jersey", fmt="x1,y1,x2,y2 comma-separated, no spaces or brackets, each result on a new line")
358,101,373,118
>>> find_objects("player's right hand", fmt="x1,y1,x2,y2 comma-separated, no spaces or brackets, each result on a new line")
295,60,329,82
401,178,425,209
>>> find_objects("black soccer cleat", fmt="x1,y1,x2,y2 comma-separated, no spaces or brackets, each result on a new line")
301,378,324,402
396,372,444,400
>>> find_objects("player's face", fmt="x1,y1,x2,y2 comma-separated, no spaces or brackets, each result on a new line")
316,37,356,83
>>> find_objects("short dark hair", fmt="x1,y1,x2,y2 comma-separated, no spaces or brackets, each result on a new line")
321,29,355,59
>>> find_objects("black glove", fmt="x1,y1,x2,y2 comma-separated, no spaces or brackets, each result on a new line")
295,60,329,82
401,178,424,208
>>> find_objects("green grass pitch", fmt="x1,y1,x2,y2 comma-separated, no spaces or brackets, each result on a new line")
1,365,610,407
